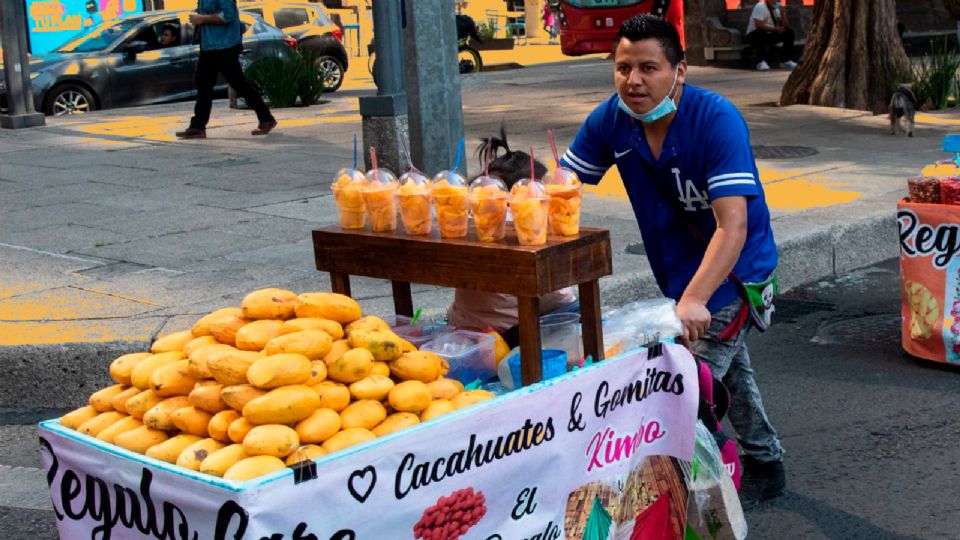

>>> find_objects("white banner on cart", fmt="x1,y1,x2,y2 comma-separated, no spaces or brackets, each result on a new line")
39,343,698,540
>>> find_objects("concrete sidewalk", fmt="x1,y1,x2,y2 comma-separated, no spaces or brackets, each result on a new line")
1,61,953,406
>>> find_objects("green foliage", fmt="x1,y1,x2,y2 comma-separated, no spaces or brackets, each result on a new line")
887,38,960,111
245,50,325,108
477,21,498,41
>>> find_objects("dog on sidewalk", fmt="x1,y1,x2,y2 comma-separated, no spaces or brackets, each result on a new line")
889,84,916,137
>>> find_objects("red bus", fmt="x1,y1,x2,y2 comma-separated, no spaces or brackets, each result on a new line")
553,0,685,56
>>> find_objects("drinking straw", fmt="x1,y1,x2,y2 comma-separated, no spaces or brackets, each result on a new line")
353,133,358,170
484,137,492,178
453,137,465,172
399,136,417,172
409,307,423,326
546,128,560,166
464,379,483,390
369,146,380,183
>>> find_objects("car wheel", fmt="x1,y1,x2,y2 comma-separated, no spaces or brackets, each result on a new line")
315,55,345,92
45,84,97,116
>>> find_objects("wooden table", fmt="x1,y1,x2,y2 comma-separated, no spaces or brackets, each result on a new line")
312,226,612,386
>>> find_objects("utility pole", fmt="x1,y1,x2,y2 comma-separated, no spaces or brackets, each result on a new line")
359,0,407,173
403,0,465,176
0,0,45,129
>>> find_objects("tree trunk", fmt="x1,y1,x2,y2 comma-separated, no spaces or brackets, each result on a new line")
780,0,909,113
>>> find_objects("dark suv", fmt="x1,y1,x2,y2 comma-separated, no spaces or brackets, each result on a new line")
239,1,349,91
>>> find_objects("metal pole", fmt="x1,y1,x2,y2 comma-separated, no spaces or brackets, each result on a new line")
0,0,45,128
359,0,407,173
403,0,465,176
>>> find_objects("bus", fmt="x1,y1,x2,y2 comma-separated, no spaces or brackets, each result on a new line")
552,0,684,56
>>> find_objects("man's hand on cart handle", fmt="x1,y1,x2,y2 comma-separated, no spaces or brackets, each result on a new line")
677,297,711,346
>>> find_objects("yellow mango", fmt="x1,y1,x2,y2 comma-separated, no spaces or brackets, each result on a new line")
285,444,326,465
420,400,456,422
146,434,203,463
224,455,287,481
281,318,344,340
228,417,255,444
328,348,374,383
110,386,142,414
295,408,342,444
77,411,126,437
450,389,496,409
96,416,143,444
371,361,391,377
294,292,362,323
247,354,312,389
151,330,194,353
220,384,267,411
321,339,351,366
130,351,184,390
339,399,387,430
114,426,170,454
321,428,376,454
263,330,332,360
199,444,248,477
109,352,152,386
344,315,390,336
59,405,99,430
397,337,417,353
207,349,262,386
235,319,285,351
242,385,320,425
348,374,395,401
304,360,328,386
143,396,191,431
388,380,432,413
487,330,510,365
389,351,444,383
209,311,252,347
192,307,242,336
176,438,226,471
171,406,214,437
241,288,299,320
89,384,127,412
427,378,464,401
243,424,299,458
208,410,242,443
182,335,219,358
188,383,228,413
150,360,199,397
372,412,420,437
347,329,404,362
187,343,237,379
124,390,164,420
310,381,351,412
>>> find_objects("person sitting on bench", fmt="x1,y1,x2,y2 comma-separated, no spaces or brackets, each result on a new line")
745,0,797,71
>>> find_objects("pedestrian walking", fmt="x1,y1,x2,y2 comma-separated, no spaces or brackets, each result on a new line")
543,1,558,44
558,14,785,509
176,0,276,139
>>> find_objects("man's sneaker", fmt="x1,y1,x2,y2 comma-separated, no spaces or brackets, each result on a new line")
782,60,798,69
739,456,785,510
175,127,206,139
756,61,771,71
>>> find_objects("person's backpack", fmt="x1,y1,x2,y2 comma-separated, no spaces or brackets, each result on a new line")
695,357,741,490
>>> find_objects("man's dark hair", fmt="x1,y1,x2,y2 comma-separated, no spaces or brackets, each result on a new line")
161,24,180,43
614,14,684,66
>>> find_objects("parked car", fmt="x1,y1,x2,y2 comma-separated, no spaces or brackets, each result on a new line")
0,10,296,116
239,1,348,91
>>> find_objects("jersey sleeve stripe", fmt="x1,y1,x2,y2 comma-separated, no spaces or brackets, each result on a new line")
709,179,758,189
563,150,607,174
708,172,755,184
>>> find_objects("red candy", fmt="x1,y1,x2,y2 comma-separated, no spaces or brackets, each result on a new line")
413,488,487,540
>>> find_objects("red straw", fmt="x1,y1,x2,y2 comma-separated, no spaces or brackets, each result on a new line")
547,128,560,166
369,146,380,183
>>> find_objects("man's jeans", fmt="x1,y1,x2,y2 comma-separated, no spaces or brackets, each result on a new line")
690,299,784,463
189,45,273,130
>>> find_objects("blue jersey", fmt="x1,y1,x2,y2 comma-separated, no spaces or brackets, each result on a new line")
559,85,777,313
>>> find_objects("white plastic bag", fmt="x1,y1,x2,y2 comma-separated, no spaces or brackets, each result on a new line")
683,422,748,540
602,298,683,356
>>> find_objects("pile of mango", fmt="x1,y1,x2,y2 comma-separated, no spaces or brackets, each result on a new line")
58,289,494,482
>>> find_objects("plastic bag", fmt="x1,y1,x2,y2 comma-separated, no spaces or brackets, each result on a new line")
602,298,683,357
683,422,747,540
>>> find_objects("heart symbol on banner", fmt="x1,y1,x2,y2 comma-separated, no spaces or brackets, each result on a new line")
347,466,377,503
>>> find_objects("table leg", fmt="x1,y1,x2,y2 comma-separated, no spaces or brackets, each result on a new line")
330,272,352,297
517,296,543,386
578,280,604,362
392,281,414,318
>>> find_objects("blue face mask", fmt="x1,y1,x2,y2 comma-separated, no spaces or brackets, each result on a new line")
617,66,680,123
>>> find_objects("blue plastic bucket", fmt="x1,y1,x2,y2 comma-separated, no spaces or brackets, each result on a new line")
507,349,568,388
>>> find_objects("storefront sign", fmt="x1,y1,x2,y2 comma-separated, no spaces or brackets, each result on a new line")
26,0,143,54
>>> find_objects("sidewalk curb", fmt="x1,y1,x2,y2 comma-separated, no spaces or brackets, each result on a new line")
0,210,899,409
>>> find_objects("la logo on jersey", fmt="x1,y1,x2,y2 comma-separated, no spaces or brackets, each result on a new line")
672,168,709,211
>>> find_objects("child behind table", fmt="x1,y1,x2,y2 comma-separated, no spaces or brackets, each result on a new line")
445,128,579,347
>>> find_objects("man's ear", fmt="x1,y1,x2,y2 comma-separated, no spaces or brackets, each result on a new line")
677,59,688,85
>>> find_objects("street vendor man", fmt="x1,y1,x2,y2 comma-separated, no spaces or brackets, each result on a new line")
558,14,784,508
